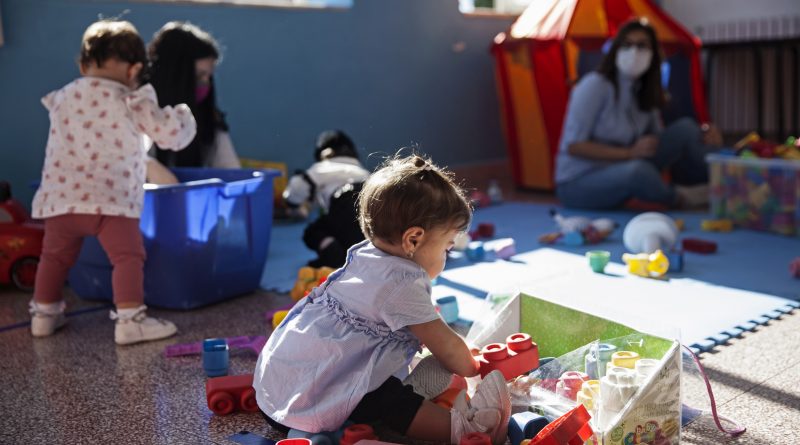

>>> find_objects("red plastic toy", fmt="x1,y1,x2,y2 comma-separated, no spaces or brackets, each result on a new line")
531,404,593,445
339,424,378,445
681,238,717,254
478,333,539,380
0,181,44,292
791,257,800,278
206,374,259,415
460,432,492,445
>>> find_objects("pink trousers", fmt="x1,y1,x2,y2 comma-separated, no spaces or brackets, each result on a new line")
34,214,145,306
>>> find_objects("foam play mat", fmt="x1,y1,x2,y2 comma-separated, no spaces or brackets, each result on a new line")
262,202,800,352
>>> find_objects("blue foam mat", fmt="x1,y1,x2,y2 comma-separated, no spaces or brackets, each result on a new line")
261,202,799,351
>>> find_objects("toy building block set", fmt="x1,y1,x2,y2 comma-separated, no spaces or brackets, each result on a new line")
466,292,690,445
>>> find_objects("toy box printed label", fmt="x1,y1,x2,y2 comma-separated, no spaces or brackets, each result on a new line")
604,343,681,445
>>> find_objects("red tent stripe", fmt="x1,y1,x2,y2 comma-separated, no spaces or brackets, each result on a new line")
530,41,569,182
492,45,524,184
603,0,636,36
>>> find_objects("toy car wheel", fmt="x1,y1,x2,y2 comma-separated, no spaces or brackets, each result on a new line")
209,391,235,415
240,387,259,412
11,257,38,292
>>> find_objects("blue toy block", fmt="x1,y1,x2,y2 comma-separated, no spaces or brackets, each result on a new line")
229,431,276,445
202,338,229,378
788,301,800,309
666,249,683,272
778,304,796,314
722,327,745,338
562,231,584,246
508,412,549,445
436,296,459,324
538,357,556,367
689,346,701,355
288,421,353,445
466,241,485,261
584,343,617,379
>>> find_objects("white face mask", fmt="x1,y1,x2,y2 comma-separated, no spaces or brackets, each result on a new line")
616,47,653,78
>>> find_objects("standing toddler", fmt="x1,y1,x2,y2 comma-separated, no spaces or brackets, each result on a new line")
30,20,196,345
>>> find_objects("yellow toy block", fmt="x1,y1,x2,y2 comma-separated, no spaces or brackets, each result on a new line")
701,219,733,232
272,310,289,330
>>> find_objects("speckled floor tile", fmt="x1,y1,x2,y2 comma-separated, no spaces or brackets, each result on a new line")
0,287,291,445
682,360,800,445
4,282,800,445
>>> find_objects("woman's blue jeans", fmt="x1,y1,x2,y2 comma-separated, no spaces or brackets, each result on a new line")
556,117,711,209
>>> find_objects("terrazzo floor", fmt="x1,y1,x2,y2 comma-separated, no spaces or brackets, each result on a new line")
1,284,799,445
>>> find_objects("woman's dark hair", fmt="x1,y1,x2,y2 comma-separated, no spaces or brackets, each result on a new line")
147,21,226,167
358,153,472,245
80,20,147,69
314,130,359,161
597,18,665,111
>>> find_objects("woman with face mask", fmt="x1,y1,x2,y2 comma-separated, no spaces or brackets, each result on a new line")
145,22,240,178
554,18,722,210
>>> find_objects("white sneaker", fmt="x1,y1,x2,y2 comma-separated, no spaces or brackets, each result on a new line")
403,355,455,400
471,370,512,444
111,305,177,345
450,390,501,445
29,300,67,337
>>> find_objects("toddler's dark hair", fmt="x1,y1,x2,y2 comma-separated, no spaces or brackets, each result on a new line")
315,130,358,161
358,154,471,244
79,20,147,68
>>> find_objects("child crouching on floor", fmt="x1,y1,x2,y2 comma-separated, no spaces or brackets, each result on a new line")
254,153,511,444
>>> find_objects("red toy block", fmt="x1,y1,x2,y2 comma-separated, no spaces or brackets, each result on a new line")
477,223,496,238
790,257,800,278
531,404,593,445
478,333,539,380
278,440,312,445
460,432,492,445
339,424,378,445
206,374,259,415
682,238,717,254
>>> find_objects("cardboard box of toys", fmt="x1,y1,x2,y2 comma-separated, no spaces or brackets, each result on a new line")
708,153,800,236
466,293,682,444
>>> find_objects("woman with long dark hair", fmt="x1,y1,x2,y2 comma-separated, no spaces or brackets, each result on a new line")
146,21,240,169
555,18,721,209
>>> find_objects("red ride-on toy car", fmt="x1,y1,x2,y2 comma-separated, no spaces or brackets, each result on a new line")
0,182,44,292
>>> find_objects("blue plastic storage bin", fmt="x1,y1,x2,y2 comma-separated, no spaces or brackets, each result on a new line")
68,168,280,309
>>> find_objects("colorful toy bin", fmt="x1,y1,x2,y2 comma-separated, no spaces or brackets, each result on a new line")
467,293,681,445
708,154,800,236
67,168,280,309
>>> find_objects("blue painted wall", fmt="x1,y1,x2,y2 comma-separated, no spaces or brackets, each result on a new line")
0,0,513,207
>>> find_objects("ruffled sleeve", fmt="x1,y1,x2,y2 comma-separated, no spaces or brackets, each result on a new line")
126,84,197,151
41,90,59,111
378,273,439,332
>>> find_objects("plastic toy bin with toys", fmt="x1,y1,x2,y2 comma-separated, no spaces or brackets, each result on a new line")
707,153,800,236
67,168,280,309
465,292,737,445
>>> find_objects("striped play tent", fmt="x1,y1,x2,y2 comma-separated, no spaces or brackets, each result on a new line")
492,0,710,190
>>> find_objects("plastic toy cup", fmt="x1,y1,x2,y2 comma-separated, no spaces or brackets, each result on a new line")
586,250,610,273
